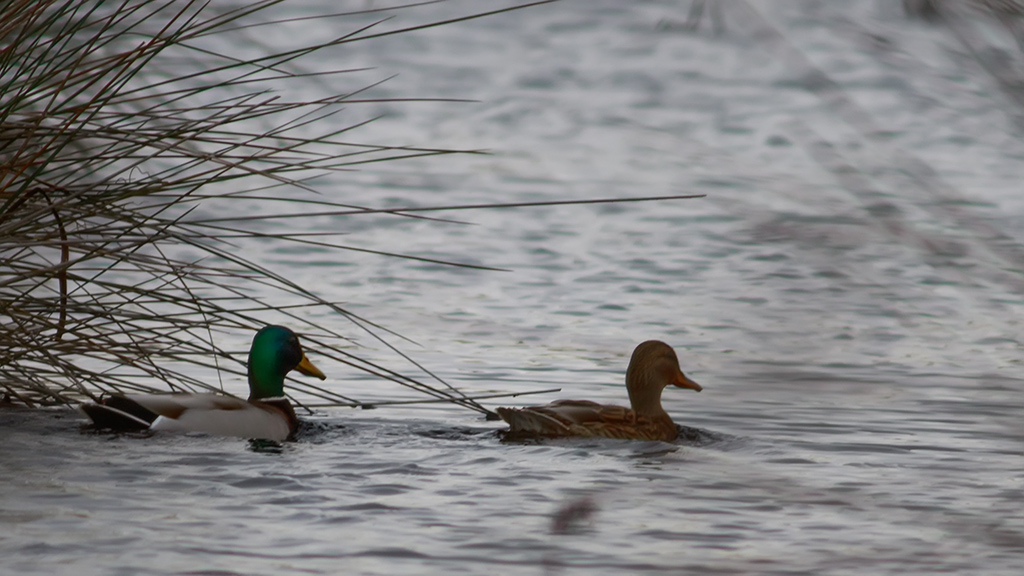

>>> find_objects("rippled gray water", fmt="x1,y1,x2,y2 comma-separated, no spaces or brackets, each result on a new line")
4,1,1024,574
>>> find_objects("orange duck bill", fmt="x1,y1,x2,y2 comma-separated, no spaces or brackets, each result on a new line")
673,371,703,392
295,353,326,380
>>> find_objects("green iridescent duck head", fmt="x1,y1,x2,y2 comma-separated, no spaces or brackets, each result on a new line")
247,325,325,400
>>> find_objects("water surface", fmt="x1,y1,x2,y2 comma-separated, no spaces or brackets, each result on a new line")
3,1,1024,574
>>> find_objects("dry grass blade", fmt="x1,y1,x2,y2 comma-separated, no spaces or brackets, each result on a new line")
1,0,701,415
0,0,559,414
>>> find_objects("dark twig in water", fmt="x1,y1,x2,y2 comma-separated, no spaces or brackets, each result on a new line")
302,387,563,410
551,496,598,535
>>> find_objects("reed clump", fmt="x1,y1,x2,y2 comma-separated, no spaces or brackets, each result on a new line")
0,0,530,415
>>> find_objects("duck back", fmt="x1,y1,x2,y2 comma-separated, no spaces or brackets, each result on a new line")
83,393,295,441
497,400,677,442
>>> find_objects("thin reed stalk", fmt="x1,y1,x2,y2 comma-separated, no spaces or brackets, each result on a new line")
1,0,698,415
0,0,558,414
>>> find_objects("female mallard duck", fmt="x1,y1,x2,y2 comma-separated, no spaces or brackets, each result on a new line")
81,325,325,442
496,340,702,442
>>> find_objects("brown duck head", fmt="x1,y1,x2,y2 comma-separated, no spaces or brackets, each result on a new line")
624,340,702,416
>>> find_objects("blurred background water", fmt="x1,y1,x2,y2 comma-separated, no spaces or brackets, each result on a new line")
3,0,1024,574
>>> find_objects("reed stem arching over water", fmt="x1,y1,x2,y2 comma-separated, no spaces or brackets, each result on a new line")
0,0,530,412
0,0,692,413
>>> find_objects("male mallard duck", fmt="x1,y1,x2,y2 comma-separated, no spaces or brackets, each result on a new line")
496,340,702,442
81,325,325,441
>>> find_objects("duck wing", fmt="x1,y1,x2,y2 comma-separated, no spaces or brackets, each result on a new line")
497,400,633,435
498,399,676,441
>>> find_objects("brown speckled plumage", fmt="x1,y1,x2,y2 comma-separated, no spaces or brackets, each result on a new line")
497,341,703,442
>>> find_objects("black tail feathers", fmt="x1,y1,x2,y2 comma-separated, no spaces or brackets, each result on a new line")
81,396,158,431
